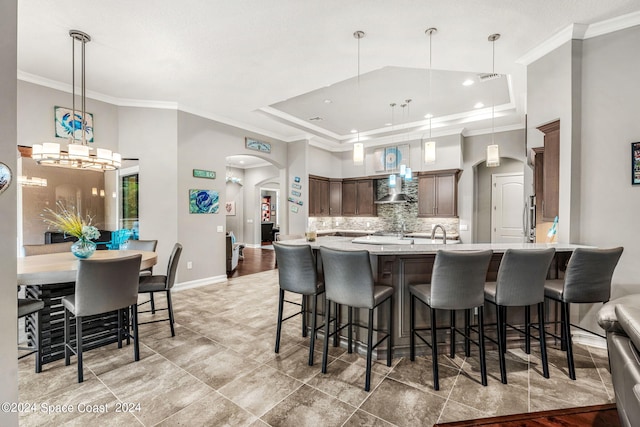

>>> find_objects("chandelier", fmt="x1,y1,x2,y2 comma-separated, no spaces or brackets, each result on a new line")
32,30,121,170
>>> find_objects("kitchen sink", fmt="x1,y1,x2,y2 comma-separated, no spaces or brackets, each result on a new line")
351,235,459,245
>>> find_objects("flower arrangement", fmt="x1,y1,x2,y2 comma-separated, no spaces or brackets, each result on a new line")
43,203,100,241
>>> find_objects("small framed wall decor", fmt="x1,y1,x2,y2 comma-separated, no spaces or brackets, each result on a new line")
0,162,12,195
55,106,94,142
245,137,271,153
632,142,640,185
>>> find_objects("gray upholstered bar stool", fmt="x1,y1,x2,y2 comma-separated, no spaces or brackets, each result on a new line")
273,242,328,366
138,243,182,337
125,239,159,311
62,254,142,383
409,250,492,390
484,248,555,384
18,297,45,373
544,247,623,380
319,247,393,392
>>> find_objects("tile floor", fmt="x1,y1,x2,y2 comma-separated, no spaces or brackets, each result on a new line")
18,270,615,426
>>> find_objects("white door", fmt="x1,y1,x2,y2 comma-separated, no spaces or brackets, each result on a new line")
491,173,524,243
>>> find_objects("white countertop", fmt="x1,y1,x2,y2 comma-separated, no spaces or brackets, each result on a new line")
279,236,589,255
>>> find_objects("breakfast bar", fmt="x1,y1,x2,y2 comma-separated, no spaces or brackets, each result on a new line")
279,236,586,357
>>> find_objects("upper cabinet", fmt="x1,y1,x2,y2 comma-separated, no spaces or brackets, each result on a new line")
309,175,330,217
417,169,460,217
535,120,560,222
342,178,376,216
329,180,342,217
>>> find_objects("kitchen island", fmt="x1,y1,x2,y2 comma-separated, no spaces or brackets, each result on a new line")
278,236,588,358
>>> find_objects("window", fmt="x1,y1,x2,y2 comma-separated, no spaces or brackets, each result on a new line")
121,173,138,234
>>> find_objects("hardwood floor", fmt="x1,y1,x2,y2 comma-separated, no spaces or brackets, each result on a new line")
228,246,276,277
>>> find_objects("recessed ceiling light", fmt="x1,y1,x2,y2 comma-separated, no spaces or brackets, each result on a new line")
424,113,433,119
239,160,245,164
474,102,484,109
350,129,358,133
323,99,332,104
463,79,474,86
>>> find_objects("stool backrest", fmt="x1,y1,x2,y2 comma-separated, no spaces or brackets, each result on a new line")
495,248,556,306
562,247,623,303
319,247,375,308
125,239,158,252
74,254,142,317
23,241,73,256
274,243,317,294
431,250,493,310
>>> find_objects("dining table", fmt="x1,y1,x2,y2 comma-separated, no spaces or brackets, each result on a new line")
18,250,158,367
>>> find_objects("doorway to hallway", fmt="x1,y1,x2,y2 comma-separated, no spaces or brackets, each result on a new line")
491,172,524,243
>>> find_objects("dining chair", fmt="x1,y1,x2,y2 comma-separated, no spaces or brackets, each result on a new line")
18,295,45,373
22,241,73,256
124,239,159,310
138,243,182,336
544,247,623,379
62,254,142,383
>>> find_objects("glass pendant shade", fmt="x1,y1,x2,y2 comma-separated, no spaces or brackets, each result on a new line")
389,174,397,188
405,167,413,181
486,144,500,167
424,140,436,164
353,142,364,165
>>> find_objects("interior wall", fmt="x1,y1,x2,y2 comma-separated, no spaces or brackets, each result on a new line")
308,145,339,178
0,0,18,422
119,107,178,277
474,158,524,243
459,129,526,243
579,25,640,295
225,166,244,242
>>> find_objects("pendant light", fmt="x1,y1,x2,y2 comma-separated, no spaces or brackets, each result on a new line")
486,33,501,168
423,28,437,165
32,30,121,170
352,30,365,165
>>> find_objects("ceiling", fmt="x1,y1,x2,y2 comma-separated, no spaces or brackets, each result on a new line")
17,1,640,151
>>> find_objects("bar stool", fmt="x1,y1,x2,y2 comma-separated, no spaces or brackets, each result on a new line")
125,239,159,312
409,250,492,390
273,243,328,366
63,255,142,383
319,247,393,392
544,247,623,380
484,248,555,384
18,296,45,373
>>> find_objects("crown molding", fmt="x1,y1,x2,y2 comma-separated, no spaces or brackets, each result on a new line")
462,122,525,137
517,11,640,66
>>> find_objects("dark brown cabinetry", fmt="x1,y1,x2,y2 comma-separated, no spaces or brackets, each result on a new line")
309,175,330,216
329,180,342,216
417,169,460,217
535,120,560,222
342,178,375,216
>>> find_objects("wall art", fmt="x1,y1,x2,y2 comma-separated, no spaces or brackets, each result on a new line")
633,142,640,185
55,106,94,142
292,183,302,190
291,190,301,197
245,137,271,153
374,144,410,172
189,189,219,213
0,162,12,195
225,201,236,215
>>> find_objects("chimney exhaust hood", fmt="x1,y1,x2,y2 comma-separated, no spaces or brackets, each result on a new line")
375,176,409,204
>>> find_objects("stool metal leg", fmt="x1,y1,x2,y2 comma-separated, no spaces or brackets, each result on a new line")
322,301,331,374
348,307,353,354
496,304,507,384
465,309,471,357
132,304,140,362
450,310,456,358
333,303,339,347
538,302,549,378
308,293,318,366
167,290,176,337
365,308,374,392
478,306,487,386
275,289,285,353
431,307,440,390
409,294,416,361
76,315,84,383
525,305,531,354
563,302,576,380
387,296,393,367
64,308,71,366
35,310,42,373
301,295,307,338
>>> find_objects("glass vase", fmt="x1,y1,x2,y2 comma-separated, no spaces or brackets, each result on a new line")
71,238,97,259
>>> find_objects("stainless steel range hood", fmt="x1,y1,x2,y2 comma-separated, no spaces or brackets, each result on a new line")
375,176,409,204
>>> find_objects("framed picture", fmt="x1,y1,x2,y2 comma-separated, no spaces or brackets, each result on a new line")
633,142,640,185
290,205,299,213
291,190,301,197
374,144,410,172
225,201,236,216
292,183,302,190
245,137,271,153
189,189,219,213
0,162,12,195
55,106,94,142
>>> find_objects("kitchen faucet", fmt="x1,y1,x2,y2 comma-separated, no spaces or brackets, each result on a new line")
398,220,406,239
431,224,447,244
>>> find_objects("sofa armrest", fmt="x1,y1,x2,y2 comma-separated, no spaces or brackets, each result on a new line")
598,294,640,334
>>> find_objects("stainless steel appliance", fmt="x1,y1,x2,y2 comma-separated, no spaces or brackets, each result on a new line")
523,195,536,242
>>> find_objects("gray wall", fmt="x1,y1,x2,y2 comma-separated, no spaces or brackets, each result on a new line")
0,1,18,423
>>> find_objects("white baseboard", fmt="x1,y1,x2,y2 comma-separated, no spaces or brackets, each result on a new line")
173,275,227,292
571,329,607,349
243,243,261,249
